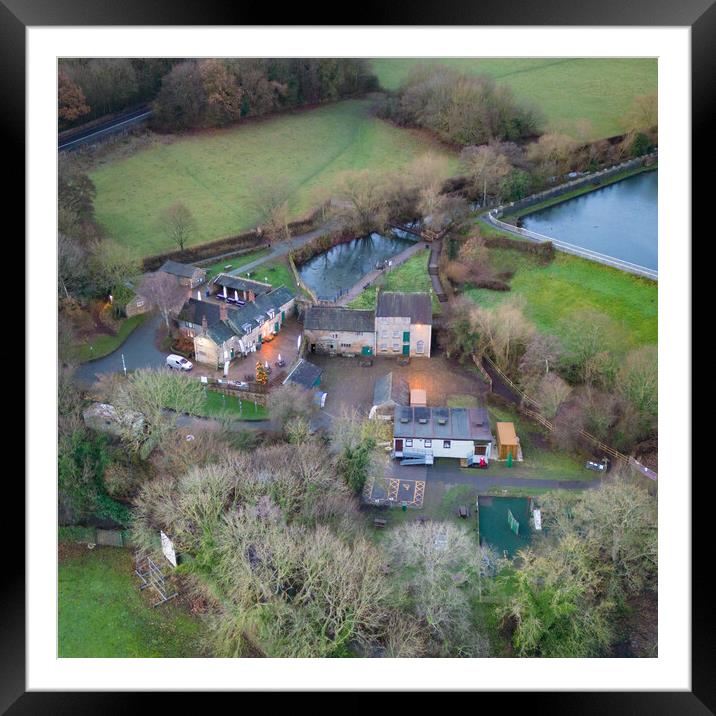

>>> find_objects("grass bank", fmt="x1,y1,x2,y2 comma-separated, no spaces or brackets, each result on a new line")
371,58,657,141
90,99,457,258
58,545,203,657
346,250,441,314
68,313,148,364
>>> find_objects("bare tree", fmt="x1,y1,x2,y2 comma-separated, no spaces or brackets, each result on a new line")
617,345,658,418
138,271,187,327
331,169,389,233
460,143,512,206
160,202,198,251
250,177,292,243
266,383,315,433
536,373,572,420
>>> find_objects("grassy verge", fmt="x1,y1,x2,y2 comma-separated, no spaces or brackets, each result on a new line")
200,248,270,278
501,164,657,221
58,546,203,657
90,99,458,258
346,250,441,314
371,57,657,140
231,257,298,294
464,248,657,347
197,391,268,420
68,313,148,364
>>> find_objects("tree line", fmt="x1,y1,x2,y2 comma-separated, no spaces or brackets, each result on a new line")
58,58,379,132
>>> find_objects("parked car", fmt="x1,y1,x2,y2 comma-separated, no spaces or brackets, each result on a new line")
166,354,193,371
228,380,249,390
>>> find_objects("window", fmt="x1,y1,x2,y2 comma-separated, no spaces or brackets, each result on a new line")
340,343,352,348
392,343,400,352
475,445,487,455
380,343,387,351
392,331,400,339
424,439,432,448
381,330,388,338
136,299,145,307
405,439,413,447
416,340,425,354
443,440,451,449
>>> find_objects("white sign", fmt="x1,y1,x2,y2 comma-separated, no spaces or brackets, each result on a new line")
160,530,177,567
297,334,302,351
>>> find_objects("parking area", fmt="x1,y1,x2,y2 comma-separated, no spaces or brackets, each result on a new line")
311,351,490,416
194,318,302,383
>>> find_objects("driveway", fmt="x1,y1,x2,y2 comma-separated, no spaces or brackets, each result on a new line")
74,313,166,386
311,351,490,416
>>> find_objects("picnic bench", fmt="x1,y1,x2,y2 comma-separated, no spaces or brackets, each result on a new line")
373,518,387,529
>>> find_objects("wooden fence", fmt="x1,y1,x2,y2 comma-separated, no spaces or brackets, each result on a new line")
480,355,657,481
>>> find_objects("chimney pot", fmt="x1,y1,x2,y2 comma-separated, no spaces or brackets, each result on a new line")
220,302,228,321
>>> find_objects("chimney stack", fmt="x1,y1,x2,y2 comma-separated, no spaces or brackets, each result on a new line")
201,315,208,335
219,302,228,322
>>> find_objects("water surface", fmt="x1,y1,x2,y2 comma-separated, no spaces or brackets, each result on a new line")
522,170,657,270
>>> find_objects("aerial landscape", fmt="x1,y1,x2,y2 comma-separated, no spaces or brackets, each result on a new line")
57,57,658,660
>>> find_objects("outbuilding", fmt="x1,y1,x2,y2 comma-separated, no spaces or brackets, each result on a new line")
158,260,207,289
496,422,520,460
370,372,410,419
283,358,323,390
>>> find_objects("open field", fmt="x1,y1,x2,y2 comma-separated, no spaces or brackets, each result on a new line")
371,58,657,141
90,99,458,258
59,545,203,657
464,247,658,347
346,250,441,313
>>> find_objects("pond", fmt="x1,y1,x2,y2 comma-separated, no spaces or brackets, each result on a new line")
521,170,658,271
297,231,416,300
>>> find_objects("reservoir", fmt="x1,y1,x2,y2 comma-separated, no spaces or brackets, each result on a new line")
521,170,657,271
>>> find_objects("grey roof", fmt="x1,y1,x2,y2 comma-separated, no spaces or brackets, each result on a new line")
283,358,323,389
393,406,491,442
304,306,375,333
373,372,410,408
213,273,272,296
376,291,432,325
160,260,204,279
177,298,234,326
200,285,296,345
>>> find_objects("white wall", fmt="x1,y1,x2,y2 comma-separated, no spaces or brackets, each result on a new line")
394,437,491,460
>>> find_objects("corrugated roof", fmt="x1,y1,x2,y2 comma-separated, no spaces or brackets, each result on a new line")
376,291,432,324
304,306,376,333
160,260,203,279
393,406,491,442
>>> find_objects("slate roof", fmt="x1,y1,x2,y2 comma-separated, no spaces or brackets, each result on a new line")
213,273,272,296
376,291,432,325
304,306,376,333
373,372,410,408
283,358,323,390
393,406,491,442
177,298,234,326
198,285,296,345
159,260,204,279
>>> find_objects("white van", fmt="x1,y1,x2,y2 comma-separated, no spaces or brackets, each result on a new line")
166,354,193,371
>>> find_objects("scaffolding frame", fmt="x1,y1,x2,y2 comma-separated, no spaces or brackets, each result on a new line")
134,551,178,607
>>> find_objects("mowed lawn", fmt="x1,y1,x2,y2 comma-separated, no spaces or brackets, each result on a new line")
59,546,203,657
91,99,458,258
465,248,658,347
371,58,657,140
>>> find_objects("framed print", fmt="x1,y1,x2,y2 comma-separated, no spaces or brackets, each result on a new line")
8,0,707,710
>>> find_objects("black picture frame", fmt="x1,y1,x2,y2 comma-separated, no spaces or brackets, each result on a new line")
7,0,705,710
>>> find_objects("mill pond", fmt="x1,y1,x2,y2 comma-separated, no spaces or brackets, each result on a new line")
297,231,417,301
521,170,658,271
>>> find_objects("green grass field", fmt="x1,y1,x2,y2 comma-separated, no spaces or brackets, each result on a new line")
199,391,268,420
200,248,270,279
347,250,441,313
370,58,657,140
59,546,203,657
91,99,457,258
465,247,657,347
